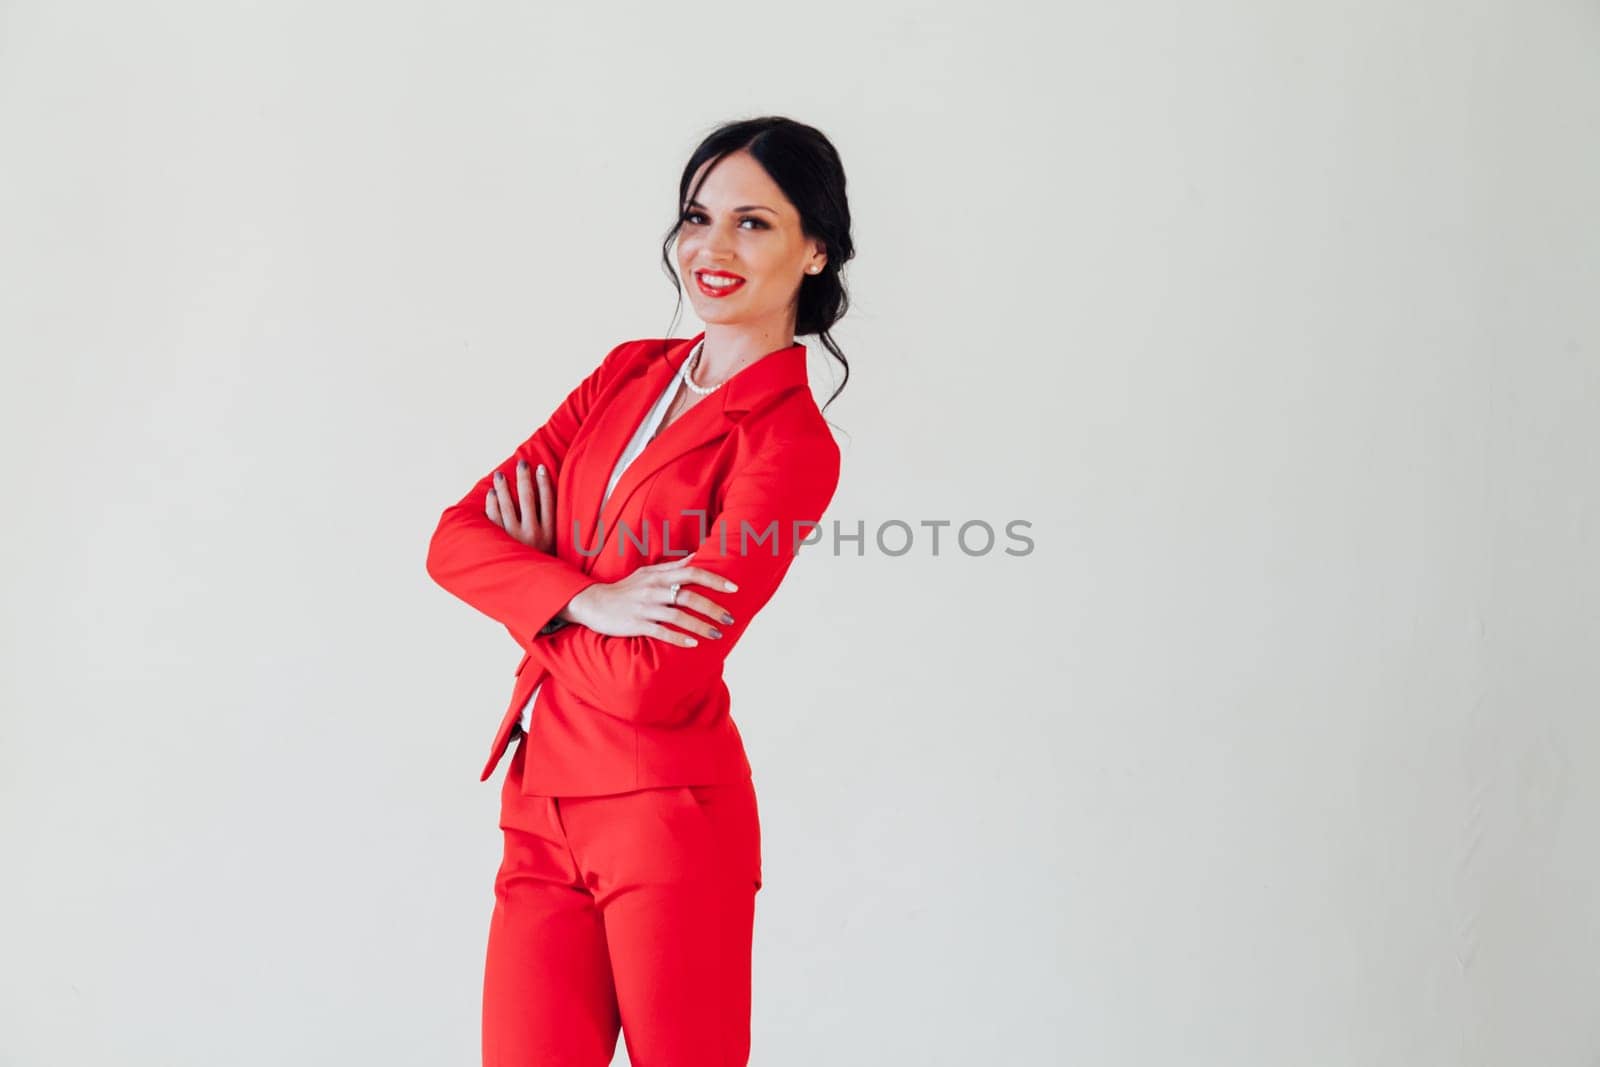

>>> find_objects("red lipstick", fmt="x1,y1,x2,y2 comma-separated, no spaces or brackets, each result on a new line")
694,269,747,298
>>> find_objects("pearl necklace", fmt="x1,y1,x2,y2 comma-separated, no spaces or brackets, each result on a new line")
681,339,726,397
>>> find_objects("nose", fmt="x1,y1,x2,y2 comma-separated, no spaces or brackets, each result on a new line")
703,217,742,259
703,233,735,263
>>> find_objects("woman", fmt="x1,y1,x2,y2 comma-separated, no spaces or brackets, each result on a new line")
425,116,854,1066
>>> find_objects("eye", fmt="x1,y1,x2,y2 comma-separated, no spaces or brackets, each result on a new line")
680,210,769,230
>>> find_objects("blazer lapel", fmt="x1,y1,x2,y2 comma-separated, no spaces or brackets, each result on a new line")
562,340,682,562
567,332,811,568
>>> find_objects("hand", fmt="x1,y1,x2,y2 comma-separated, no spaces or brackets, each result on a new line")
485,460,554,554
563,557,739,647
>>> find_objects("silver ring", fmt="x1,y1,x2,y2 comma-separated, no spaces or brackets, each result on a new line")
668,581,681,605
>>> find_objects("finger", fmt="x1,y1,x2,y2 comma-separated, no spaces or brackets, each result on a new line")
514,460,537,536
535,463,555,544
493,470,519,528
485,488,503,526
640,598,724,640
673,566,738,594
676,588,735,626
666,607,724,640
646,621,699,648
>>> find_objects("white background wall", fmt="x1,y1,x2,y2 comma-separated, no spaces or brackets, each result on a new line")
1,1,1595,1064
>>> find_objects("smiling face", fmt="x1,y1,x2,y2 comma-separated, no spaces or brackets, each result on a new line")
674,149,827,335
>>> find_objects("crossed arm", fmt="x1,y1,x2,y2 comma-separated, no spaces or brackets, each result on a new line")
426,343,842,726
527,431,841,724
424,341,631,649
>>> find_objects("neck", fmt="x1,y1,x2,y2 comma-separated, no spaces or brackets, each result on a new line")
695,320,797,384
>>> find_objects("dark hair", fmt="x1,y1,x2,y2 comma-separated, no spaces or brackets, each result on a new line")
657,116,854,413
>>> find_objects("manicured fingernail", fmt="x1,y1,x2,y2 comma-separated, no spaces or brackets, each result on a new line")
686,638,699,646
537,464,547,477
725,581,737,591
495,471,504,481
518,459,527,470
721,613,734,624
708,628,723,639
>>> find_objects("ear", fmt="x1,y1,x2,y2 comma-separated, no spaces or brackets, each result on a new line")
806,239,828,274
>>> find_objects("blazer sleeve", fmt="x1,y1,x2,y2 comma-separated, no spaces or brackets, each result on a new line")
527,424,842,725
424,339,634,649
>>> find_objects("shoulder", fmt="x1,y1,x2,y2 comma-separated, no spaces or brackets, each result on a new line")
727,383,842,505
751,387,839,460
604,336,686,368
563,337,677,402
595,336,666,377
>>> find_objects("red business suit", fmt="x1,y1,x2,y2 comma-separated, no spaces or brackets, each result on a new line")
425,332,841,1066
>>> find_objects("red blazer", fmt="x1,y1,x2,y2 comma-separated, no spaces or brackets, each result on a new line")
426,332,842,796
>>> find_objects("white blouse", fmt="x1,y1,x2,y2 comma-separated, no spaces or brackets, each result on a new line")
516,341,700,734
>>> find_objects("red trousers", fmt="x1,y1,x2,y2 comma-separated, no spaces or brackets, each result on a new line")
483,732,763,1066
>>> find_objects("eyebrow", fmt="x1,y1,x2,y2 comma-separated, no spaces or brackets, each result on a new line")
686,199,777,215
